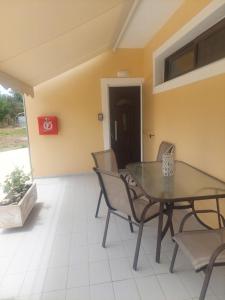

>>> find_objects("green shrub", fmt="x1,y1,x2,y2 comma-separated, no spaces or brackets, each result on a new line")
2,168,31,205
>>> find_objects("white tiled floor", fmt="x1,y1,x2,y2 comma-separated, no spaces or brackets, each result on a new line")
0,174,224,300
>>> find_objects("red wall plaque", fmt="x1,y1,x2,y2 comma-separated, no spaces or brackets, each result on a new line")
38,116,58,135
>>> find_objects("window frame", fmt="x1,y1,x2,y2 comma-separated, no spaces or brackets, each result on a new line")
164,17,225,82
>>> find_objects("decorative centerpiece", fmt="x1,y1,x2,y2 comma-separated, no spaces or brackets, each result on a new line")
0,168,37,228
162,151,175,176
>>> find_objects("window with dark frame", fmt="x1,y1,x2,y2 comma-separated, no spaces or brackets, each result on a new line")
164,17,225,82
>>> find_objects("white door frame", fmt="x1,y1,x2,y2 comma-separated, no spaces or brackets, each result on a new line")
100,77,144,161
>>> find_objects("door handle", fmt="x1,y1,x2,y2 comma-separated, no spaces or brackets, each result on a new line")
115,120,118,141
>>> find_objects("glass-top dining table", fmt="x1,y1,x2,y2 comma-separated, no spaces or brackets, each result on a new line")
126,160,225,263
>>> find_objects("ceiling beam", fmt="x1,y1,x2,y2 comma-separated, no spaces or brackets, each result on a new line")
113,0,142,51
0,71,34,97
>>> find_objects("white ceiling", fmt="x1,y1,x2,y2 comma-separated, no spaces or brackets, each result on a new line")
119,0,183,48
0,0,183,89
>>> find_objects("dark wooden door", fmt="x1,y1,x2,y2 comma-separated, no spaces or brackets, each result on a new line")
109,86,141,169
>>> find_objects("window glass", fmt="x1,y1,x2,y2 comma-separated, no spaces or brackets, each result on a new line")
170,50,195,79
164,17,225,81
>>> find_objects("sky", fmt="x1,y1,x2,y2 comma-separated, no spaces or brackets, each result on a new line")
0,85,13,96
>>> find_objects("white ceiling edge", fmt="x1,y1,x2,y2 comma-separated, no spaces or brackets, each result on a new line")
118,0,184,48
0,71,34,97
113,0,142,50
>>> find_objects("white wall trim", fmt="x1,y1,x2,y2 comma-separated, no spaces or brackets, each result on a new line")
153,0,225,94
154,57,225,94
100,77,144,160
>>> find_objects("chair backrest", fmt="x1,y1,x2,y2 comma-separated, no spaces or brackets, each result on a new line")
91,149,118,172
93,168,134,218
156,141,175,161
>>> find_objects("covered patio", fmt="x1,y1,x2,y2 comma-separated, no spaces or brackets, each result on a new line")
0,0,225,299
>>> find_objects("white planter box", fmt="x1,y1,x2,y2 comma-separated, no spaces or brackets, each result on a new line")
0,183,37,228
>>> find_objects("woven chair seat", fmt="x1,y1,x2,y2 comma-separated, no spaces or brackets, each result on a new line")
173,228,225,270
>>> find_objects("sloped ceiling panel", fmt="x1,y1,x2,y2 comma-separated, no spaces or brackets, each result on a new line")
0,0,134,86
119,0,183,48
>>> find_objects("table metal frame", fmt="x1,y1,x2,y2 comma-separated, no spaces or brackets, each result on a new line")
127,161,225,263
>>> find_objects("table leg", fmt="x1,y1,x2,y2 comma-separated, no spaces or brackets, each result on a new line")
156,202,164,263
162,204,174,239
169,205,174,237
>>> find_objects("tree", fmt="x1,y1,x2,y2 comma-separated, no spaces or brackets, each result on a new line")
0,91,24,126
11,91,23,104
0,99,10,123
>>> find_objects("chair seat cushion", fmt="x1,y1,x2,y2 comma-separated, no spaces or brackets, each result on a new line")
119,169,137,186
119,169,144,198
173,228,225,271
133,196,160,222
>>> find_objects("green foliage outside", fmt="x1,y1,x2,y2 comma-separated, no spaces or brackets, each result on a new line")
0,91,24,127
0,88,27,151
1,167,31,205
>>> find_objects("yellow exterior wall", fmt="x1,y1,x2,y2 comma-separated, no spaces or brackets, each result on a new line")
25,49,144,177
142,0,225,224
25,0,225,224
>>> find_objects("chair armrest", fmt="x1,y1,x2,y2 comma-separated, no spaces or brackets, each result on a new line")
129,186,146,199
207,243,225,270
178,209,225,233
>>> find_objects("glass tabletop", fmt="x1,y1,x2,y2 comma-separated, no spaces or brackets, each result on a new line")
127,161,225,202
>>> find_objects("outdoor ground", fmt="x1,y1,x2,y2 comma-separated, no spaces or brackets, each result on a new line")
0,127,28,152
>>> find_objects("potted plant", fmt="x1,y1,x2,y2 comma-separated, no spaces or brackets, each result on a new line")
0,168,37,228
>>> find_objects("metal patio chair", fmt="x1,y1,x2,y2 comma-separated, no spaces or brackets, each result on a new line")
91,149,142,218
93,167,170,270
170,204,225,300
